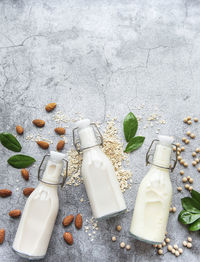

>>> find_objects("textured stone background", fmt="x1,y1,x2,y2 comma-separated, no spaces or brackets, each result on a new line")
0,0,200,261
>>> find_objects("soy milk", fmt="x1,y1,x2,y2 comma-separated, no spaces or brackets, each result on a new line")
130,135,175,244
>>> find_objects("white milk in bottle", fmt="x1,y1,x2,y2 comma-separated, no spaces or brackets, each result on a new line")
73,119,126,219
130,135,177,244
13,151,67,260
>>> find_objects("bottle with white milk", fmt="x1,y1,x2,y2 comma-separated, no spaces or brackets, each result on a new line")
130,135,177,244
13,151,67,260
73,119,126,219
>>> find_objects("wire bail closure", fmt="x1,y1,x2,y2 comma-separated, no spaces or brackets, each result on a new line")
146,139,178,172
38,154,68,187
73,123,103,153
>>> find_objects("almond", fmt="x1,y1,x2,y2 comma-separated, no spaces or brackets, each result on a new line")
62,214,74,227
0,189,12,197
37,141,49,149
21,169,29,181
23,187,35,196
32,119,45,127
16,125,24,135
45,103,56,112
9,209,21,218
57,140,65,151
63,232,73,245
54,127,65,135
0,229,5,244
75,213,82,229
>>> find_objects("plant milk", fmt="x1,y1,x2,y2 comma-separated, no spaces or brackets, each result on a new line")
130,135,174,244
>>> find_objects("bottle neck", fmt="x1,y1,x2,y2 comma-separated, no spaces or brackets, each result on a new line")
78,126,98,150
152,143,172,169
42,160,63,184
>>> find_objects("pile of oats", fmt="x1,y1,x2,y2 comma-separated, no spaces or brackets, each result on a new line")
65,149,83,186
102,119,132,192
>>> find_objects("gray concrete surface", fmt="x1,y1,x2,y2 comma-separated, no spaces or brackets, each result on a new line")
0,0,200,261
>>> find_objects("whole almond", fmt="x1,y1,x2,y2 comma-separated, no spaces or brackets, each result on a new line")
32,119,45,127
21,169,29,181
45,103,56,112
37,141,49,149
54,127,65,135
63,232,73,245
62,214,74,227
9,209,21,218
16,125,24,135
57,140,65,151
0,189,12,197
0,229,5,244
75,213,82,229
23,187,35,196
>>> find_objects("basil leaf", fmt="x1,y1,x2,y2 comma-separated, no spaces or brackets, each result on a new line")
123,112,138,142
191,189,200,204
0,133,22,152
181,197,200,213
178,210,200,225
8,154,36,169
188,218,200,231
124,136,145,153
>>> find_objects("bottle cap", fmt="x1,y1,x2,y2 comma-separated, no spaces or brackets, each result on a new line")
158,135,174,147
75,119,90,129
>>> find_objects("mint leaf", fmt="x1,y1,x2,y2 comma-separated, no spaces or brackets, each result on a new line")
189,218,200,231
8,154,36,169
0,133,22,152
178,210,200,225
124,136,145,153
123,112,138,142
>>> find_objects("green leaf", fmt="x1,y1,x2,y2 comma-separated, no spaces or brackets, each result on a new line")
181,197,200,213
0,133,22,152
7,154,36,169
123,112,138,142
178,210,200,225
191,189,200,205
188,218,200,231
124,136,145,153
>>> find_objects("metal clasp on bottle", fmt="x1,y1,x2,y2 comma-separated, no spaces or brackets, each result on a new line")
146,139,178,172
38,154,68,187
73,123,103,153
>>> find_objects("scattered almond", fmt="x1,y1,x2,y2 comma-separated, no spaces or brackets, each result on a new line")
32,119,45,127
0,189,12,197
63,232,73,245
62,215,74,227
54,127,65,135
57,140,65,151
23,187,35,196
21,169,29,181
0,229,5,244
75,213,82,229
9,209,21,218
37,141,49,149
45,103,56,112
16,125,24,135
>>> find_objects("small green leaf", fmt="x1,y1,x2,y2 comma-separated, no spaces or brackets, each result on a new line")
181,197,200,213
191,189,200,204
178,210,200,225
0,133,22,152
124,136,145,153
7,154,36,169
188,218,200,231
123,112,138,142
